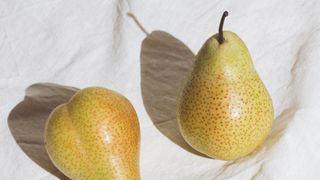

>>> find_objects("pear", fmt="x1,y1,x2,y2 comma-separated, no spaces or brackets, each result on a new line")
44,87,140,179
177,11,274,160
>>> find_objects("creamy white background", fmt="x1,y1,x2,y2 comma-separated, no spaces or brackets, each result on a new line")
1,0,320,179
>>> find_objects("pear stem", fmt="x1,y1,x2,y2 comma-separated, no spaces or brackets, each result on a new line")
218,11,229,44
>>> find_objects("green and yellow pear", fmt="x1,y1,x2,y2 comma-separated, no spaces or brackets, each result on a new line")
177,11,274,160
45,87,140,179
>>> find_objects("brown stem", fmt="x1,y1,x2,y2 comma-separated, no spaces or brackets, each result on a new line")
218,11,229,44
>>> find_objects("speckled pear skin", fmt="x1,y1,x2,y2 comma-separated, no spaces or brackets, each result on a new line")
177,32,274,160
45,87,140,180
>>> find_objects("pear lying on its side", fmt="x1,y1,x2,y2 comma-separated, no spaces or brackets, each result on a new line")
45,87,140,179
177,11,274,160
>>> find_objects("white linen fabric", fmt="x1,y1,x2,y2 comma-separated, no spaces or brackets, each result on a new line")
1,0,320,179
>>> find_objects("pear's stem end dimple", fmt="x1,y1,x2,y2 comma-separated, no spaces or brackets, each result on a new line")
218,11,229,44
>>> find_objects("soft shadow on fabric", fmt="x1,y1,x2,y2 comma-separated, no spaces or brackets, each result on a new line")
140,31,208,157
8,83,79,180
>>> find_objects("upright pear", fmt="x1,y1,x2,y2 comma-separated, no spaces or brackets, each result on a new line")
45,87,140,179
177,11,274,160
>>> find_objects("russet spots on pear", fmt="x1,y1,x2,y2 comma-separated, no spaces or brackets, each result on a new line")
177,11,274,160
45,87,140,179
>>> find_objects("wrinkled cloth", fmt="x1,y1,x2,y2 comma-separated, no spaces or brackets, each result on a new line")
1,0,320,179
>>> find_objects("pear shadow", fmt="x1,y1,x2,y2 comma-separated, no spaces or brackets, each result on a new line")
8,83,79,180
140,31,208,157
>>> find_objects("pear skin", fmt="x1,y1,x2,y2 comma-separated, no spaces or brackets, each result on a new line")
45,87,140,179
177,12,274,160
